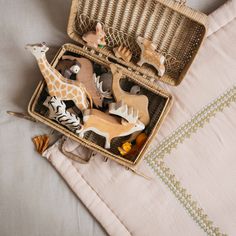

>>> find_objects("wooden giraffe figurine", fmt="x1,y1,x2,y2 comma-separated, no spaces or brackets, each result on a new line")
25,43,92,111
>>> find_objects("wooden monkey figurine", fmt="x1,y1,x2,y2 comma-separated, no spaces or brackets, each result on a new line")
136,36,165,77
25,43,92,111
82,22,106,48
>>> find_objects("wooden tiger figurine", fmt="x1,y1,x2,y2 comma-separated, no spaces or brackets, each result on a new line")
45,96,83,133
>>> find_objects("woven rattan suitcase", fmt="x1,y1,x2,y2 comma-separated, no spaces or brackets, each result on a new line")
28,0,207,168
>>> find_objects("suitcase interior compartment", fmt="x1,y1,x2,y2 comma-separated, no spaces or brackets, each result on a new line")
28,0,208,167
29,44,172,165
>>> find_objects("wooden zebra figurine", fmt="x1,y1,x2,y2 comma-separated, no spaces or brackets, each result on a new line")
44,96,83,133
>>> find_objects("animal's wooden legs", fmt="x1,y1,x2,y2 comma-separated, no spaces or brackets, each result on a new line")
137,57,145,67
155,64,165,77
73,99,88,112
137,53,165,76
159,55,165,64
138,57,165,76
79,128,111,149
104,137,111,149
79,130,85,138
127,131,141,142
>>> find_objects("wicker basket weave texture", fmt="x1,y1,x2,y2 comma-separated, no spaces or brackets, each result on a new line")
28,0,207,167
68,0,207,85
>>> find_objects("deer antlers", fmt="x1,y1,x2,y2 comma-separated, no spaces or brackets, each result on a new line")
93,73,112,99
109,100,139,124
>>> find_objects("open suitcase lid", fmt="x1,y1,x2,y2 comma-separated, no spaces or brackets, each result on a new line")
67,0,207,86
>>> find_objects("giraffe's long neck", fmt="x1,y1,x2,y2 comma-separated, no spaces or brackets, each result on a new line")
37,55,49,69
36,55,65,97
37,55,55,84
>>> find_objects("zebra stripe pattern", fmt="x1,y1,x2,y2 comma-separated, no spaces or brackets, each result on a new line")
46,96,82,133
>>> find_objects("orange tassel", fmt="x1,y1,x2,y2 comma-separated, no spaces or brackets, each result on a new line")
32,135,50,154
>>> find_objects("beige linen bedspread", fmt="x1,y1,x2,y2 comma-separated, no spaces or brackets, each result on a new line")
42,0,235,235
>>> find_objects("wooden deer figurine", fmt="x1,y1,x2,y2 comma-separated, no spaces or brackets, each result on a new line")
79,105,145,149
25,43,92,111
82,22,106,48
110,64,150,126
136,36,165,77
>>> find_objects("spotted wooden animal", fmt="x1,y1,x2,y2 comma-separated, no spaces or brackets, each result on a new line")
25,43,92,111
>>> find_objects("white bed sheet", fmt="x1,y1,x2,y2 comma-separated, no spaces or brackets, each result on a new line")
0,0,227,235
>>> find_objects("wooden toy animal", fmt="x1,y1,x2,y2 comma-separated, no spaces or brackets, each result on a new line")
99,72,113,93
56,59,81,81
123,133,148,157
25,43,92,111
130,85,141,95
110,64,150,126
44,96,83,133
61,55,112,107
136,36,165,77
82,22,106,48
64,63,81,79
118,142,132,156
62,56,93,85
113,45,132,62
109,100,139,124
56,59,78,79
79,106,145,149
93,73,112,99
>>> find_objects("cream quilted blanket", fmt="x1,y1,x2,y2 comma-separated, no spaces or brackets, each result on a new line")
42,0,236,235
